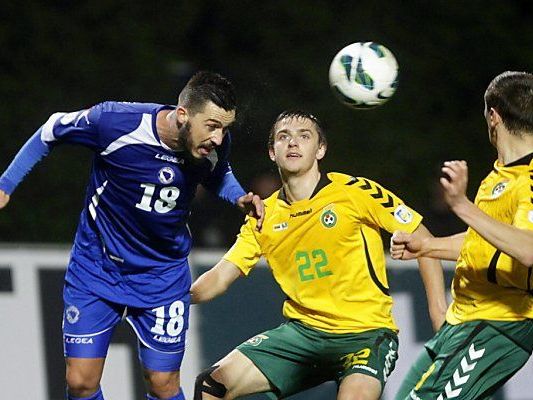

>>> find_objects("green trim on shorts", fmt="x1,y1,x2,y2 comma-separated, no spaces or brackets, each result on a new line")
237,320,398,399
398,319,533,400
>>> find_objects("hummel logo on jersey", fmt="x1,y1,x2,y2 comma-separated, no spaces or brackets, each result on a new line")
383,341,397,382
290,209,312,218
436,343,485,400
155,153,184,164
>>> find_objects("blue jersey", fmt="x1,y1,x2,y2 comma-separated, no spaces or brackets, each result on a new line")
0,101,246,307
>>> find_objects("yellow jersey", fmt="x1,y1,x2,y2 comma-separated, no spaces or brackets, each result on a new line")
224,172,422,333
447,153,533,324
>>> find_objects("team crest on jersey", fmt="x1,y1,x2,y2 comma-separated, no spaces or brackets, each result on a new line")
245,334,269,346
491,181,508,198
65,305,80,324
158,166,175,184
393,205,413,224
320,206,337,228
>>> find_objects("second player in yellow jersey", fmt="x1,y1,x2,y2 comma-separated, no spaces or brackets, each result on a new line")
225,172,422,333
191,110,446,400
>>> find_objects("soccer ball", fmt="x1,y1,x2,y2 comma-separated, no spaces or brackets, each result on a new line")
329,42,399,109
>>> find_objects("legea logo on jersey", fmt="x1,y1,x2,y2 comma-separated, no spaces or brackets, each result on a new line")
155,153,184,164
528,210,533,223
491,181,508,198
65,305,80,324
158,167,175,184
393,205,413,224
320,205,337,228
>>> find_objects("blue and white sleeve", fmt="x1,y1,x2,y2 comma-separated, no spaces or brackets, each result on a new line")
0,105,102,195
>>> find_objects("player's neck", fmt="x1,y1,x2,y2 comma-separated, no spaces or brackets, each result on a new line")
156,109,182,151
497,130,533,165
281,168,321,202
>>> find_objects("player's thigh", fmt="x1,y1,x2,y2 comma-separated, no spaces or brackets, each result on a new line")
63,282,123,359
330,328,399,393
393,348,433,400
411,321,532,400
209,349,273,398
338,373,381,400
236,322,327,398
126,292,190,372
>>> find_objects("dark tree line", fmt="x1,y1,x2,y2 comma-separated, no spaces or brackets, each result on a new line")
1,1,532,243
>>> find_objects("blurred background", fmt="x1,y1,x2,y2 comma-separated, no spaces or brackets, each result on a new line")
3,0,533,245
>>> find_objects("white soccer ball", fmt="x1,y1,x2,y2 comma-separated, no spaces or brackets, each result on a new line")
329,41,399,109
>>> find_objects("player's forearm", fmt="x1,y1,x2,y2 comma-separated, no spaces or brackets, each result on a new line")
207,170,246,205
0,128,50,195
452,199,533,267
417,256,447,331
420,233,465,261
190,259,241,304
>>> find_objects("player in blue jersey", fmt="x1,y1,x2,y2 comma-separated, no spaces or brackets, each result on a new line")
0,71,263,400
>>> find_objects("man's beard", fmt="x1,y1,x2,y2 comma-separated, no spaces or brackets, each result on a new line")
176,121,203,163
177,121,193,153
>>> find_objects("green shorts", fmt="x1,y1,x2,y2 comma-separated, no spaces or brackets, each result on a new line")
395,319,533,400
236,320,398,399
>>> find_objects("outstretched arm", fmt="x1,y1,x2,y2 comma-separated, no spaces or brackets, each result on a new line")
190,259,243,304
0,128,51,207
390,230,466,261
442,160,533,267
409,224,448,331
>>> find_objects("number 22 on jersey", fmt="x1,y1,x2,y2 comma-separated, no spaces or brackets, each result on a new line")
296,249,332,282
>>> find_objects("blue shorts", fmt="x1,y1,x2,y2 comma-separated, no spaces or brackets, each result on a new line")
62,282,190,372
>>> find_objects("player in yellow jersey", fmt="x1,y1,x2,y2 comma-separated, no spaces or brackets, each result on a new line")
391,71,533,400
191,110,447,400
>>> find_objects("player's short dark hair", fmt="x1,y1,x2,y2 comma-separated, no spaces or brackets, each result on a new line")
178,71,236,115
485,71,533,135
268,110,327,149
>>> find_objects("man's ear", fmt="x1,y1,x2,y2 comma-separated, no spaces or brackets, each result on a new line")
269,147,276,162
488,107,502,127
176,106,189,125
316,144,327,160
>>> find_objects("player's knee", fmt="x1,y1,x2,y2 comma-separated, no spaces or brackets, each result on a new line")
144,370,180,398
65,368,101,397
194,366,228,400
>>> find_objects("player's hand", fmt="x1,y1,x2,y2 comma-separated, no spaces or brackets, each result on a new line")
440,160,469,210
0,190,10,209
390,230,422,260
237,192,264,231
